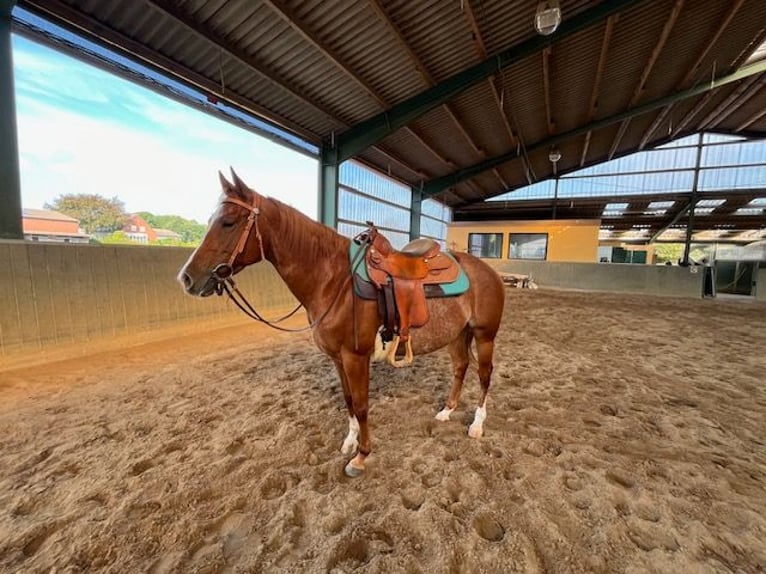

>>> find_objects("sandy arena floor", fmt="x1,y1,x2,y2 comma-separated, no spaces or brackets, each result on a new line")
0,288,765,573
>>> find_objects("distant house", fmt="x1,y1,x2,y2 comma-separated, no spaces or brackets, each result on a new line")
153,228,182,242
123,214,157,243
22,208,90,244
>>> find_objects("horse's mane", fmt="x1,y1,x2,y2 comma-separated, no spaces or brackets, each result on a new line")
266,196,350,262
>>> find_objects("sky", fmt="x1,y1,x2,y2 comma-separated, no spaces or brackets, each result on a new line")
12,35,319,223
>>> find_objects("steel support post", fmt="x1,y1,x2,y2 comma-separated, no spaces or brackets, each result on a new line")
0,0,22,239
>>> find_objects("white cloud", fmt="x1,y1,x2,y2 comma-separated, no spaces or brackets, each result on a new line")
14,38,318,223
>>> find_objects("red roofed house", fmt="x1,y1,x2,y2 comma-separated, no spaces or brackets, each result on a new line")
22,208,90,243
123,214,157,243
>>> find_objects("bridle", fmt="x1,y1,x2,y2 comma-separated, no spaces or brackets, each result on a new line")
210,193,368,334
211,194,264,286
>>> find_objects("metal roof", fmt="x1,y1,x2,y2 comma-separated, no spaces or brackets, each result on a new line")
14,0,766,236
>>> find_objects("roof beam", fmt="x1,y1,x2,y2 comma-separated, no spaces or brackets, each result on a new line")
461,1,535,183
735,98,766,131
608,0,684,159
143,0,347,126
542,47,555,136
422,58,766,197
263,0,385,108
581,16,617,166
699,75,766,129
335,0,649,163
638,0,746,149
20,0,325,141
264,0,451,169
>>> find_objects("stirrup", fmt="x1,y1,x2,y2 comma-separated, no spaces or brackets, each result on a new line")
386,335,414,368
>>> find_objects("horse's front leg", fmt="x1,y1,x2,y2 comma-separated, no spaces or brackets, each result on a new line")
332,358,358,456
340,349,371,477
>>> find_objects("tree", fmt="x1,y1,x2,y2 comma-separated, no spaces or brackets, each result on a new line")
45,194,128,234
137,211,207,244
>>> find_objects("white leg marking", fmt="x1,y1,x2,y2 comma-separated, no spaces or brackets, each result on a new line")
435,407,454,422
341,416,360,455
468,406,487,439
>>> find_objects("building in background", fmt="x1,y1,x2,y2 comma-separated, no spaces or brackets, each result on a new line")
123,214,156,243
22,208,90,243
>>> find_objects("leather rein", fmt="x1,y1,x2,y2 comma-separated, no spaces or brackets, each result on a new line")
211,195,366,333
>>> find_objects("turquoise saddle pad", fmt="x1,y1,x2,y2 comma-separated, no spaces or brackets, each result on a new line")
349,242,470,297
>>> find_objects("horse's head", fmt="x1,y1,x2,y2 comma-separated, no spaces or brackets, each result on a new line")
178,169,265,297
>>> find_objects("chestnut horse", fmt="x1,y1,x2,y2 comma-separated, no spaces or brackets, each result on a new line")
178,170,505,477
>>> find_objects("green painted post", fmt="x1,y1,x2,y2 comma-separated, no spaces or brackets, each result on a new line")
409,187,422,240
318,144,338,228
0,0,23,240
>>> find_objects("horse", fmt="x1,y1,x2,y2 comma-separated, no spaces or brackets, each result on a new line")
178,169,506,477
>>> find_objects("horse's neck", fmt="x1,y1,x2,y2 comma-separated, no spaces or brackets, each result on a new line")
261,199,349,310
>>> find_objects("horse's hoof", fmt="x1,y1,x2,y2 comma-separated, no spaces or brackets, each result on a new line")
468,424,483,439
435,408,453,422
344,462,364,478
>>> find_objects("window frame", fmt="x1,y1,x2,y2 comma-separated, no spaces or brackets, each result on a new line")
507,232,549,261
467,232,504,259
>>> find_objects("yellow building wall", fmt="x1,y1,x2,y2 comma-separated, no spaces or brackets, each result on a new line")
447,219,600,263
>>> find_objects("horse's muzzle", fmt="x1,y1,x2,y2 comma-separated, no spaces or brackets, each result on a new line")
178,269,217,297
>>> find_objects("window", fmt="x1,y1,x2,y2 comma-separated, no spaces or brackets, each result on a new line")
468,233,503,258
508,233,548,260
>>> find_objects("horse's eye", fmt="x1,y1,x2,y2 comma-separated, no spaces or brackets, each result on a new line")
221,220,236,228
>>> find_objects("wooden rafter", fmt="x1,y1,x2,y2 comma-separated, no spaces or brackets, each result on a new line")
608,0,684,159
262,0,385,108
264,0,455,170
144,0,345,126
365,0,479,168
542,47,555,136
736,97,766,131
461,0,537,185
700,76,766,129
639,0,748,149
581,15,616,166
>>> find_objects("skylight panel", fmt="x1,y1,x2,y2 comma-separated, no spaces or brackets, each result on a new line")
735,207,763,215
695,207,715,215
748,198,766,206
696,199,725,207
602,203,629,217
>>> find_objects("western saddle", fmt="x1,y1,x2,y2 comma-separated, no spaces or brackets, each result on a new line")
360,224,460,367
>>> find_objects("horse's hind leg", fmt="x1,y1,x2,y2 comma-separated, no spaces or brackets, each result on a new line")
435,328,472,422
468,333,495,439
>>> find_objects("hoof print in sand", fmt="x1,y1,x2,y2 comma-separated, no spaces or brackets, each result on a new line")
260,474,288,500
473,512,505,542
401,489,426,511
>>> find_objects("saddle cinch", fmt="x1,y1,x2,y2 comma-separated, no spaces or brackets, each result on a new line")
353,224,467,367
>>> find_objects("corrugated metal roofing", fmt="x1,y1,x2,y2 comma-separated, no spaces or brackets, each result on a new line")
13,0,766,235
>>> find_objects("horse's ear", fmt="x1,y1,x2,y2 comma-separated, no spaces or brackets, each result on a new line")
229,168,250,199
219,171,234,194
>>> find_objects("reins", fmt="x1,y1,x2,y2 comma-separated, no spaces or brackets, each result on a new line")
212,194,369,333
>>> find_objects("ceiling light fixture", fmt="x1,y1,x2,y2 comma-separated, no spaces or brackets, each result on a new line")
535,1,561,36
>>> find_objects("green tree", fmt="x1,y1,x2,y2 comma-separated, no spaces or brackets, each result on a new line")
98,230,137,245
654,243,684,264
45,194,128,234
137,211,207,244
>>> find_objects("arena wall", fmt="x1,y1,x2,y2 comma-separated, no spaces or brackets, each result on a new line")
0,241,296,364
495,259,705,297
